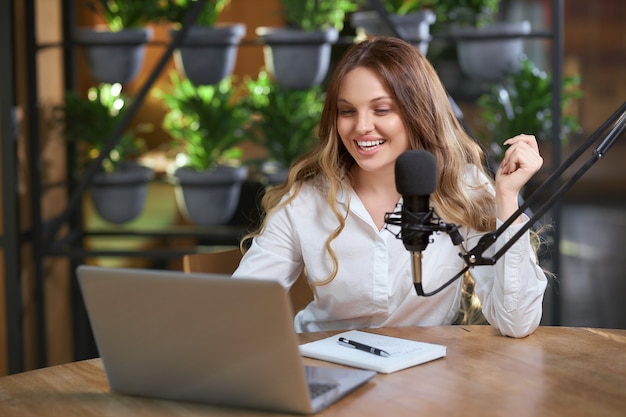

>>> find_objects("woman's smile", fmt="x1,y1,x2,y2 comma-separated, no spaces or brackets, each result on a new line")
355,138,386,151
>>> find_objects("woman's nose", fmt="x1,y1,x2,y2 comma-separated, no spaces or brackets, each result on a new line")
356,113,374,133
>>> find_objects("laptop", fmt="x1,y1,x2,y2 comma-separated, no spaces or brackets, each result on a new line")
76,265,376,414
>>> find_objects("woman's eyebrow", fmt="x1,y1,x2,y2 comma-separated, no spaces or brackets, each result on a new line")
337,96,392,105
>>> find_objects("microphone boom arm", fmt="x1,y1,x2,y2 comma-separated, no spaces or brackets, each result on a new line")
465,101,626,267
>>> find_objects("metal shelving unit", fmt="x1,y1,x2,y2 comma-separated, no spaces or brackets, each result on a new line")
1,0,565,374
0,0,23,376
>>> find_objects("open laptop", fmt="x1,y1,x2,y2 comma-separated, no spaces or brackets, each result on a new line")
76,265,375,414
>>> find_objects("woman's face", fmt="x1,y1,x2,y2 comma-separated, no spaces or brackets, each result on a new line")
336,66,410,175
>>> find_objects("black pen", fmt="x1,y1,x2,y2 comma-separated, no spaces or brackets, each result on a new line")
337,337,391,357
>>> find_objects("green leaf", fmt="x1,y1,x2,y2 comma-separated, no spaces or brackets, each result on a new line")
476,55,583,157
280,0,360,31
157,72,250,171
54,83,149,173
242,70,324,167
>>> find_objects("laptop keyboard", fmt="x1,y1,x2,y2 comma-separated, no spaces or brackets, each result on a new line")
308,382,339,399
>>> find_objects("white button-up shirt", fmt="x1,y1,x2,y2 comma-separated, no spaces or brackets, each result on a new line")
233,167,548,338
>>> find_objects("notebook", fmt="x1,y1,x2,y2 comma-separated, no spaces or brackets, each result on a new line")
76,265,375,415
300,330,447,374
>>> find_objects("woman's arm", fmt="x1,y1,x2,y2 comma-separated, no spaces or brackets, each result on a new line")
470,218,548,338
473,134,548,338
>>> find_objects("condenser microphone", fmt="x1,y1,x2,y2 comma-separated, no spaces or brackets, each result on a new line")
394,150,438,293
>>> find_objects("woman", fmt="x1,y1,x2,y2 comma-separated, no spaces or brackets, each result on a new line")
233,37,547,338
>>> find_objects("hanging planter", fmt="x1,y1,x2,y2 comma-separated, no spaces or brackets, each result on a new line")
256,27,338,90
75,27,153,84
169,23,246,86
160,0,244,86
172,165,248,226
157,73,251,225
423,0,530,82
54,83,154,224
90,163,154,224
255,0,357,89
350,9,436,55
75,1,165,84
451,20,531,81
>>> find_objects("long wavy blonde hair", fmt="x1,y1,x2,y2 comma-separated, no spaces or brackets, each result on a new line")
242,37,496,322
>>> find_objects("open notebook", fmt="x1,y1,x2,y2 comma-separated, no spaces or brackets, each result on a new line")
300,330,446,374
76,265,375,415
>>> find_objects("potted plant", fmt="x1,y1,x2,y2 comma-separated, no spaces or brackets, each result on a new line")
244,70,324,184
54,83,154,224
437,0,531,81
350,0,436,55
160,0,246,86
157,72,250,226
256,0,359,89
75,0,163,84
475,55,583,163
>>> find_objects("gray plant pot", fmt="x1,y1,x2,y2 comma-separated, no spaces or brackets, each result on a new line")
90,163,154,224
256,27,338,89
75,27,152,84
451,21,531,81
260,160,288,186
170,24,246,86
172,165,248,226
350,10,436,55
430,58,486,101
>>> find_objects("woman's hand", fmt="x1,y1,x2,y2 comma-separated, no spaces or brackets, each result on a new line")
495,134,544,222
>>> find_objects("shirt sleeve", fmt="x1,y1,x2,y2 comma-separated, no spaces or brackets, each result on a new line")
231,200,304,289
468,215,548,338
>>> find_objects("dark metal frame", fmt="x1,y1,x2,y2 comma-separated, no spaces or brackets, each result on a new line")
0,0,23,376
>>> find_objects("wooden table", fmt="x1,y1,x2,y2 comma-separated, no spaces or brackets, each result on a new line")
0,326,624,416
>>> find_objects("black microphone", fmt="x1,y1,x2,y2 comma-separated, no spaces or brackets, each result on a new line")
394,150,438,293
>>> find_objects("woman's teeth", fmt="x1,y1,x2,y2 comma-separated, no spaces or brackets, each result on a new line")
357,139,385,150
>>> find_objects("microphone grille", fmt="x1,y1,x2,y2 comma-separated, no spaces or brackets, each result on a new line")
395,150,437,195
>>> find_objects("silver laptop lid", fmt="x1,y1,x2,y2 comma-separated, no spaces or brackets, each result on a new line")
77,265,375,414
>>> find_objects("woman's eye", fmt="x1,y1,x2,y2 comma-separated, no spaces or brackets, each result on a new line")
374,108,391,115
338,109,355,116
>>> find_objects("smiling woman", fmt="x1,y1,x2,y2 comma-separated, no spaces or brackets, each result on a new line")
231,37,548,338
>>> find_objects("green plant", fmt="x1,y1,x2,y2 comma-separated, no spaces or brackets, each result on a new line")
377,0,436,15
85,0,165,31
158,72,250,171
55,83,149,173
159,0,231,27
280,0,361,31
476,55,583,158
432,0,500,27
244,70,324,169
